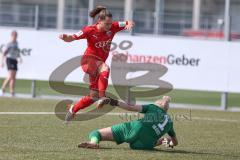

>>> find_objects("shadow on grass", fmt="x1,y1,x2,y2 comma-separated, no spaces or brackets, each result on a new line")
79,145,239,159
155,149,240,159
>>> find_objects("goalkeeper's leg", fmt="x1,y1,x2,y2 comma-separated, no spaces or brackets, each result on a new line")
78,127,114,149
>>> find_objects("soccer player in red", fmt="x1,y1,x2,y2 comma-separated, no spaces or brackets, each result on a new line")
59,6,135,123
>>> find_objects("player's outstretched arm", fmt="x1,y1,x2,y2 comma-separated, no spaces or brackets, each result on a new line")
118,101,142,112
124,20,135,30
108,98,142,112
59,34,75,42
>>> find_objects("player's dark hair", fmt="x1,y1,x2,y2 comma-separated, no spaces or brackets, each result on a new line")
89,6,112,20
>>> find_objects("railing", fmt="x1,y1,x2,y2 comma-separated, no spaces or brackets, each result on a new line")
0,3,239,40
0,4,35,28
64,7,88,30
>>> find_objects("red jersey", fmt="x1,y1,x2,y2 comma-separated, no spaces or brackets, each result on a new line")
72,21,127,62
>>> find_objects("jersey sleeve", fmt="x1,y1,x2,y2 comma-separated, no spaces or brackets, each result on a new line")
140,104,159,114
112,21,128,33
168,126,176,137
72,27,89,40
140,104,150,113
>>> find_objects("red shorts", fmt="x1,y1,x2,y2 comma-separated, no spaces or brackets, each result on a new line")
81,55,103,90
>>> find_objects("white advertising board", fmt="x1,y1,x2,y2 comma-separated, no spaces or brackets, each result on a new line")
0,28,239,93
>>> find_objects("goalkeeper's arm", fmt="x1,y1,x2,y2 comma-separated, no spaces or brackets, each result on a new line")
108,97,143,112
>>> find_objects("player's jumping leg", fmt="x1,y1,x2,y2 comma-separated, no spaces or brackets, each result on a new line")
64,67,100,123
96,63,110,108
64,90,98,123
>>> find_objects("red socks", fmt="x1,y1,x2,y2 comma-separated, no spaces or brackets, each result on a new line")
72,70,109,113
72,95,95,113
98,71,109,97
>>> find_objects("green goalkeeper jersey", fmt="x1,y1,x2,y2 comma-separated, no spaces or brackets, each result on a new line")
130,104,176,149
111,104,176,150
140,104,175,136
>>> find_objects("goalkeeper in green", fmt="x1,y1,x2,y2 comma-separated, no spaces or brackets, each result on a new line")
78,96,178,150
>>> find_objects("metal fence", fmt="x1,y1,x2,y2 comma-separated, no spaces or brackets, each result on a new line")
0,3,239,40
0,4,35,28
64,7,88,30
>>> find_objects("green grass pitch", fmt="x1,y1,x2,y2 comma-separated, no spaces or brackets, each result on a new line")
0,97,240,160
0,78,239,107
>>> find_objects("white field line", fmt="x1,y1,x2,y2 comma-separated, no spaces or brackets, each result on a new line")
191,117,239,123
0,112,239,123
1,93,240,112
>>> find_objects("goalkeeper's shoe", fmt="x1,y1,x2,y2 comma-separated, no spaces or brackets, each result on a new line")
78,142,99,149
64,104,75,124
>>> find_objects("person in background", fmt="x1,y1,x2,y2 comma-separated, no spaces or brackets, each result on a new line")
1,31,22,97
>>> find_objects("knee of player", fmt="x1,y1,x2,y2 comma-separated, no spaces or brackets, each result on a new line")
104,63,110,70
99,70,110,80
89,130,101,138
89,130,102,143
99,64,110,73
89,91,99,101
104,65,110,72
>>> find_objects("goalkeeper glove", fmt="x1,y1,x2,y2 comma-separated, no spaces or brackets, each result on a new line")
107,97,119,106
162,137,174,148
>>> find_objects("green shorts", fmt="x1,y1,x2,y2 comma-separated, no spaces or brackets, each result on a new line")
111,121,142,145
111,121,157,150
